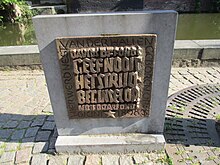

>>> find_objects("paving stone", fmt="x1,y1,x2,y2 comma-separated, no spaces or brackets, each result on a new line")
25,127,39,138
5,143,19,151
35,115,47,121
36,131,51,142
0,122,5,128
102,155,119,165
22,116,36,121
17,121,32,129
68,155,85,165
22,137,35,143
0,114,12,122
0,151,15,163
20,142,34,149
0,129,13,139
3,120,19,128
133,154,149,164
11,115,24,121
85,155,101,165
33,142,49,154
31,119,45,127
31,154,47,165
42,121,55,130
15,147,32,164
119,155,134,165
11,129,25,140
48,155,68,165
46,115,54,121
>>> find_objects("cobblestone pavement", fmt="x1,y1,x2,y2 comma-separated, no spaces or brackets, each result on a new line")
0,67,219,165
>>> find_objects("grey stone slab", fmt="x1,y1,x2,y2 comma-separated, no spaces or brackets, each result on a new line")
36,131,51,142
15,147,32,164
20,142,34,149
22,116,36,121
5,143,19,151
0,114,12,122
0,129,13,139
119,155,134,165
55,134,165,153
41,121,55,130
21,137,35,143
48,155,68,165
17,121,32,129
67,155,85,165
32,142,49,154
10,129,25,140
31,119,45,127
46,115,54,121
11,115,24,121
3,121,19,128
25,127,40,138
31,154,47,165
202,48,220,60
102,155,119,165
193,40,220,48
33,11,177,137
133,154,149,164
85,155,100,165
174,40,201,49
0,151,15,163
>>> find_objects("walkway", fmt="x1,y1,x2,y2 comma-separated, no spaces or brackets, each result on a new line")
0,67,219,164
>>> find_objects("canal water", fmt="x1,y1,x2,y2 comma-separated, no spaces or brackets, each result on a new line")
0,13,220,46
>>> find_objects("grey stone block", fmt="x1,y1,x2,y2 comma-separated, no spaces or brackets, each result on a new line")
48,155,68,165
102,155,119,165
25,127,40,138
119,155,134,165
41,121,55,130
10,129,25,140
15,147,32,164
0,46,40,66
85,155,101,165
0,129,13,139
36,131,51,142
33,142,49,154
0,151,15,163
68,155,85,165
31,119,45,127
33,11,177,136
56,134,165,154
33,11,175,153
3,121,19,128
31,154,48,165
17,121,32,129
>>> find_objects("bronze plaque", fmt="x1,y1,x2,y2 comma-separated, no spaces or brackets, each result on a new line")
56,34,156,119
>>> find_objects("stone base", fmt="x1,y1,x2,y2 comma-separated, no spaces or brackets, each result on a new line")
55,134,165,154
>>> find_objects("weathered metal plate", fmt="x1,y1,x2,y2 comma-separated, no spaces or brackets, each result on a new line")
165,84,220,164
56,34,157,119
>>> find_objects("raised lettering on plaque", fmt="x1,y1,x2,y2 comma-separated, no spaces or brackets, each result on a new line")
56,34,156,119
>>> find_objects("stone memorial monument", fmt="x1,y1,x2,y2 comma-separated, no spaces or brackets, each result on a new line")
33,11,177,153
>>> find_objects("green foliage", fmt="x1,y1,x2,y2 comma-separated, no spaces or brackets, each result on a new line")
0,0,33,23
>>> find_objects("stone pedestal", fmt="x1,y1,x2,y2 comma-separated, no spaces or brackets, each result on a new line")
33,11,177,153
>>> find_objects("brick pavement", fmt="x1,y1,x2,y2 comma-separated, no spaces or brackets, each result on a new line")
0,67,219,165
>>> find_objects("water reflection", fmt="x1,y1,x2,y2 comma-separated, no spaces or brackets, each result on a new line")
0,13,220,46
177,13,220,40
0,22,37,46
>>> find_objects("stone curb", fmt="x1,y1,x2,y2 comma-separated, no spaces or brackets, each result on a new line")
0,40,219,66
